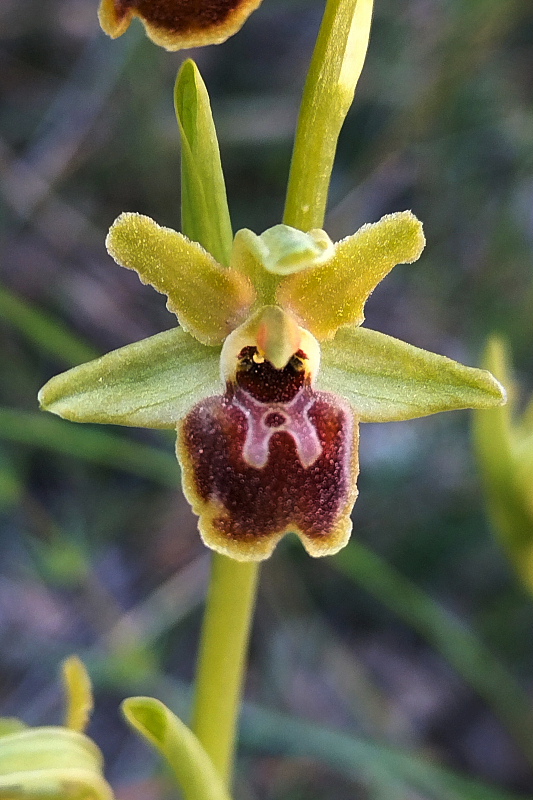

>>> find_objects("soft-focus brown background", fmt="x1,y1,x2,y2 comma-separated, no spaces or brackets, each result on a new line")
2,0,533,798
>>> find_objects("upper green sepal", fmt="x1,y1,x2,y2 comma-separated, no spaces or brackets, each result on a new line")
39,327,222,429
317,325,506,422
175,60,234,268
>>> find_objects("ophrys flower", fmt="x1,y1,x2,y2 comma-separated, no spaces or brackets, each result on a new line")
39,212,505,561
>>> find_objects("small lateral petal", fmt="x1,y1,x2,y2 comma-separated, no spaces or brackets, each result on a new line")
106,213,255,345
317,326,506,422
39,328,222,429
277,211,425,340
98,0,264,51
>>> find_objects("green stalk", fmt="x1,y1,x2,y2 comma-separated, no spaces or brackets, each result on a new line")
191,555,259,785
283,0,374,231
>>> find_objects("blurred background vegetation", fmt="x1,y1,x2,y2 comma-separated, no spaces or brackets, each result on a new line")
1,0,533,797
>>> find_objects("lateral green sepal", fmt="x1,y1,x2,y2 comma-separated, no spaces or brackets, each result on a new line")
317,325,506,422
39,328,222,429
106,213,255,345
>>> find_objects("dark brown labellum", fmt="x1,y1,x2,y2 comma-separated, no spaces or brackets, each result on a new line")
178,354,359,560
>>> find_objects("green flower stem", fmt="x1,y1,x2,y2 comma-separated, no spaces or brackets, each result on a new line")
191,554,259,786
283,0,373,231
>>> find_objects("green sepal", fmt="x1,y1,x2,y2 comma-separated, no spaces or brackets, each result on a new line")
175,59,233,267
122,697,232,800
106,213,254,346
317,325,505,422
38,328,222,429
0,727,113,800
277,212,425,340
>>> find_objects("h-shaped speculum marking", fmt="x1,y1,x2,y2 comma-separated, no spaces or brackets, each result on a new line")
234,386,323,469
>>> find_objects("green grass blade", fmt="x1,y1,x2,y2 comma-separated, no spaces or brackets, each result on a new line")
113,674,529,800
242,702,527,800
333,542,533,767
0,408,178,486
0,283,98,366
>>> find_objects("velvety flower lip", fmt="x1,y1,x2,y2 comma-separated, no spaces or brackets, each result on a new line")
99,0,265,50
38,212,506,561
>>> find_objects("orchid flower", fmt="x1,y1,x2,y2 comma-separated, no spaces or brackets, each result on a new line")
39,211,505,562
98,0,265,50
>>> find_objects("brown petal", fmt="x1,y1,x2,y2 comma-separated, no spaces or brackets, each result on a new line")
99,0,264,50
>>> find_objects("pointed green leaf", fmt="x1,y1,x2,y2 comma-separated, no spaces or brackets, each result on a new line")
123,697,232,800
39,327,222,429
106,213,254,345
62,657,93,734
278,212,425,340
0,727,113,800
175,59,233,267
283,0,375,231
317,326,505,422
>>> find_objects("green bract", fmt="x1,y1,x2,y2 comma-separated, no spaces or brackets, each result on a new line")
474,338,533,592
0,658,113,800
38,210,505,561
123,697,232,800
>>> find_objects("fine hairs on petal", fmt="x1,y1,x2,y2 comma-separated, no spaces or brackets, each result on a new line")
277,211,425,340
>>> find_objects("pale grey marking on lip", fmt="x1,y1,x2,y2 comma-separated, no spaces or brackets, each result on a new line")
233,387,322,469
